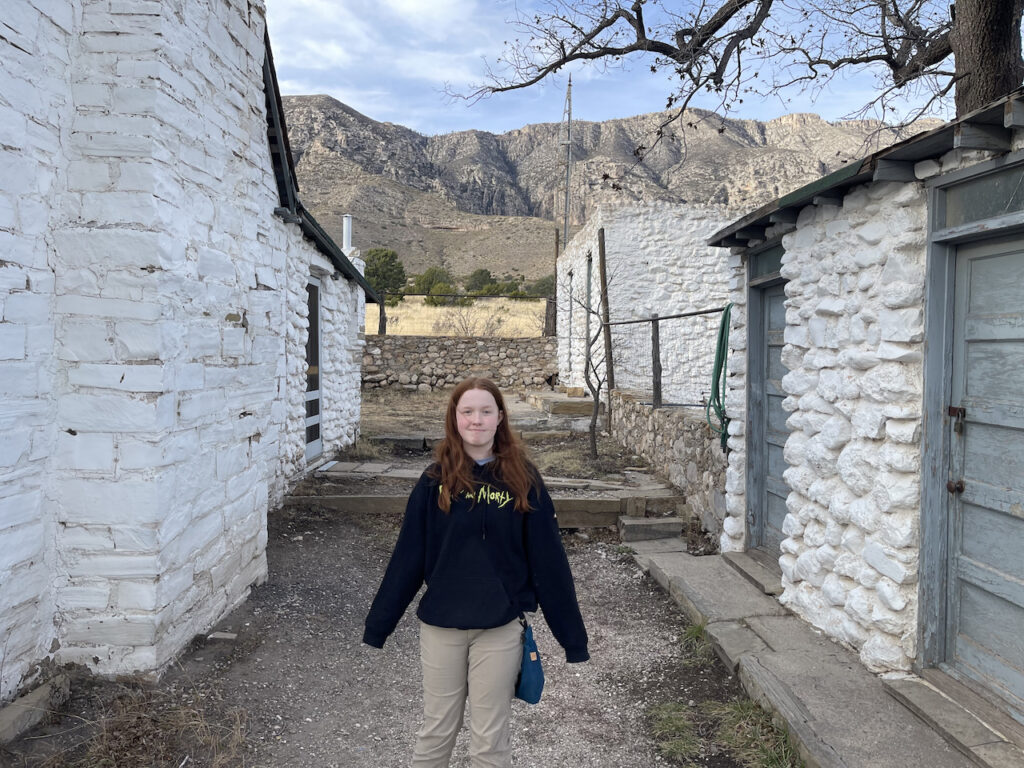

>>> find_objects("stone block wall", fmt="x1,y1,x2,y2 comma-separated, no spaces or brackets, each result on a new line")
774,181,929,671
0,0,72,704
0,0,364,700
610,391,727,537
363,335,556,391
556,203,731,404
726,180,930,673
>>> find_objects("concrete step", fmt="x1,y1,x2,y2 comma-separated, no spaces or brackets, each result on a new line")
885,673,1024,768
618,516,686,542
722,551,784,596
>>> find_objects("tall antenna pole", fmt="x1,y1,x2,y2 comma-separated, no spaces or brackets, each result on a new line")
560,75,573,246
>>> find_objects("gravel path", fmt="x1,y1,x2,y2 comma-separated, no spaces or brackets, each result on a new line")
197,505,743,767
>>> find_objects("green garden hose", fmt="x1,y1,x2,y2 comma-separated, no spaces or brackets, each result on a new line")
706,303,733,453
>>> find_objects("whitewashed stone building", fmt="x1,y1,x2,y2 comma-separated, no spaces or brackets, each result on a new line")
0,0,376,706
556,203,731,404
709,91,1024,725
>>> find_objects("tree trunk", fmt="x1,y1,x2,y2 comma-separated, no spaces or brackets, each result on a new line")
950,0,1024,114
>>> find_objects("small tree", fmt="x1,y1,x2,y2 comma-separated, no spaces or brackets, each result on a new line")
413,266,454,295
465,268,495,293
525,274,556,297
425,281,473,307
364,248,406,305
559,265,615,459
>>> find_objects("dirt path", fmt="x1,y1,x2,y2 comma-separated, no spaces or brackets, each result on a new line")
3,390,752,767
220,506,741,767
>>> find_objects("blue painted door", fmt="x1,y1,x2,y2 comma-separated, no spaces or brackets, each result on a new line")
751,282,789,552
945,235,1024,722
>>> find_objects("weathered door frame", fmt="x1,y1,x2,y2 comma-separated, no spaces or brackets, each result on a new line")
745,239,787,553
919,149,1024,671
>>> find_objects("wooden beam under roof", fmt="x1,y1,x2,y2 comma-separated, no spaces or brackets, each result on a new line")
954,122,1011,152
736,226,766,241
812,192,843,206
769,209,798,224
873,159,916,182
1005,97,1024,129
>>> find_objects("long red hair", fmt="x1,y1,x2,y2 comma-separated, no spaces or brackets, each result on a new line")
431,377,536,512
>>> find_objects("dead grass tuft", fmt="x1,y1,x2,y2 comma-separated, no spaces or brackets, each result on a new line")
21,681,246,768
528,433,647,479
702,698,803,768
680,621,716,669
334,437,387,461
648,701,701,763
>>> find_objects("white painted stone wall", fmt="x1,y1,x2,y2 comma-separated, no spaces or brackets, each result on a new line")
0,0,364,702
724,180,930,672
556,203,731,404
776,181,928,672
0,0,72,705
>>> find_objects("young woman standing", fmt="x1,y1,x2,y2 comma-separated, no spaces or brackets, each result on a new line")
363,377,589,768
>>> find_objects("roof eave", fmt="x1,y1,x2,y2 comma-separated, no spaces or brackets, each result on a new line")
708,88,1024,249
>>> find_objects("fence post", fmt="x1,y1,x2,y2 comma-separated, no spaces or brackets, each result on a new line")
651,313,662,408
544,298,556,337
552,227,559,336
377,295,387,335
597,228,614,427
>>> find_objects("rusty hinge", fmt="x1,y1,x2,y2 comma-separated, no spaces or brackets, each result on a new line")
946,479,965,494
948,406,966,434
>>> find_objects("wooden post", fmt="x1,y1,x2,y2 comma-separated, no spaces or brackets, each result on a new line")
651,313,662,408
551,227,560,336
597,228,614,427
377,295,387,335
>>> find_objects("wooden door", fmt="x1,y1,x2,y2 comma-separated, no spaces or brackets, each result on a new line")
945,235,1024,722
749,282,789,553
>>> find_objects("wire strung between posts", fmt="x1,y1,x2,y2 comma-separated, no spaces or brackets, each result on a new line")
706,303,733,453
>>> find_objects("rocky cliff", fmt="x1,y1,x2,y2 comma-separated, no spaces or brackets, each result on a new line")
283,95,925,279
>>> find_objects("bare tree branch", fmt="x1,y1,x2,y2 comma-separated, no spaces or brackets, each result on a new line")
465,0,1022,123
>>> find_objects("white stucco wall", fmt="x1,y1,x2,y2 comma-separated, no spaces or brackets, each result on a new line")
0,0,363,701
556,203,731,404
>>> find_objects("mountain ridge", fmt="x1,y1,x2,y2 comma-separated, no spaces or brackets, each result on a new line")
283,95,931,279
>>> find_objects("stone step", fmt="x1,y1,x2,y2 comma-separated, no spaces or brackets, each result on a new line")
722,551,784,596
523,391,604,416
283,494,622,528
618,515,687,542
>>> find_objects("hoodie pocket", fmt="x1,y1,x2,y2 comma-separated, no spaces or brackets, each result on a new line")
417,576,514,629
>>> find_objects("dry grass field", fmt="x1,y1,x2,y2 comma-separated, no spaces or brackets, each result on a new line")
365,295,548,337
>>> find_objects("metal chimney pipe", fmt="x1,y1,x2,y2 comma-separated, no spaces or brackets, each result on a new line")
342,214,353,253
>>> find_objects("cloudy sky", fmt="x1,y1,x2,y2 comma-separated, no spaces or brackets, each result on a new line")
264,0,933,137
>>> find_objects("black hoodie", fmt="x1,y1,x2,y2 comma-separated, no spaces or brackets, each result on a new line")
363,462,590,663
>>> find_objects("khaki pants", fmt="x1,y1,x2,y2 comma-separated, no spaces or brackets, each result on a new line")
412,619,522,768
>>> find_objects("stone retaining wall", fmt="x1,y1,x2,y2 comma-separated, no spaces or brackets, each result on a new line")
610,390,728,539
363,336,556,390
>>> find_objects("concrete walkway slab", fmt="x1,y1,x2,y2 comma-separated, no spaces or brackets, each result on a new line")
740,651,970,768
645,552,789,625
634,550,975,768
